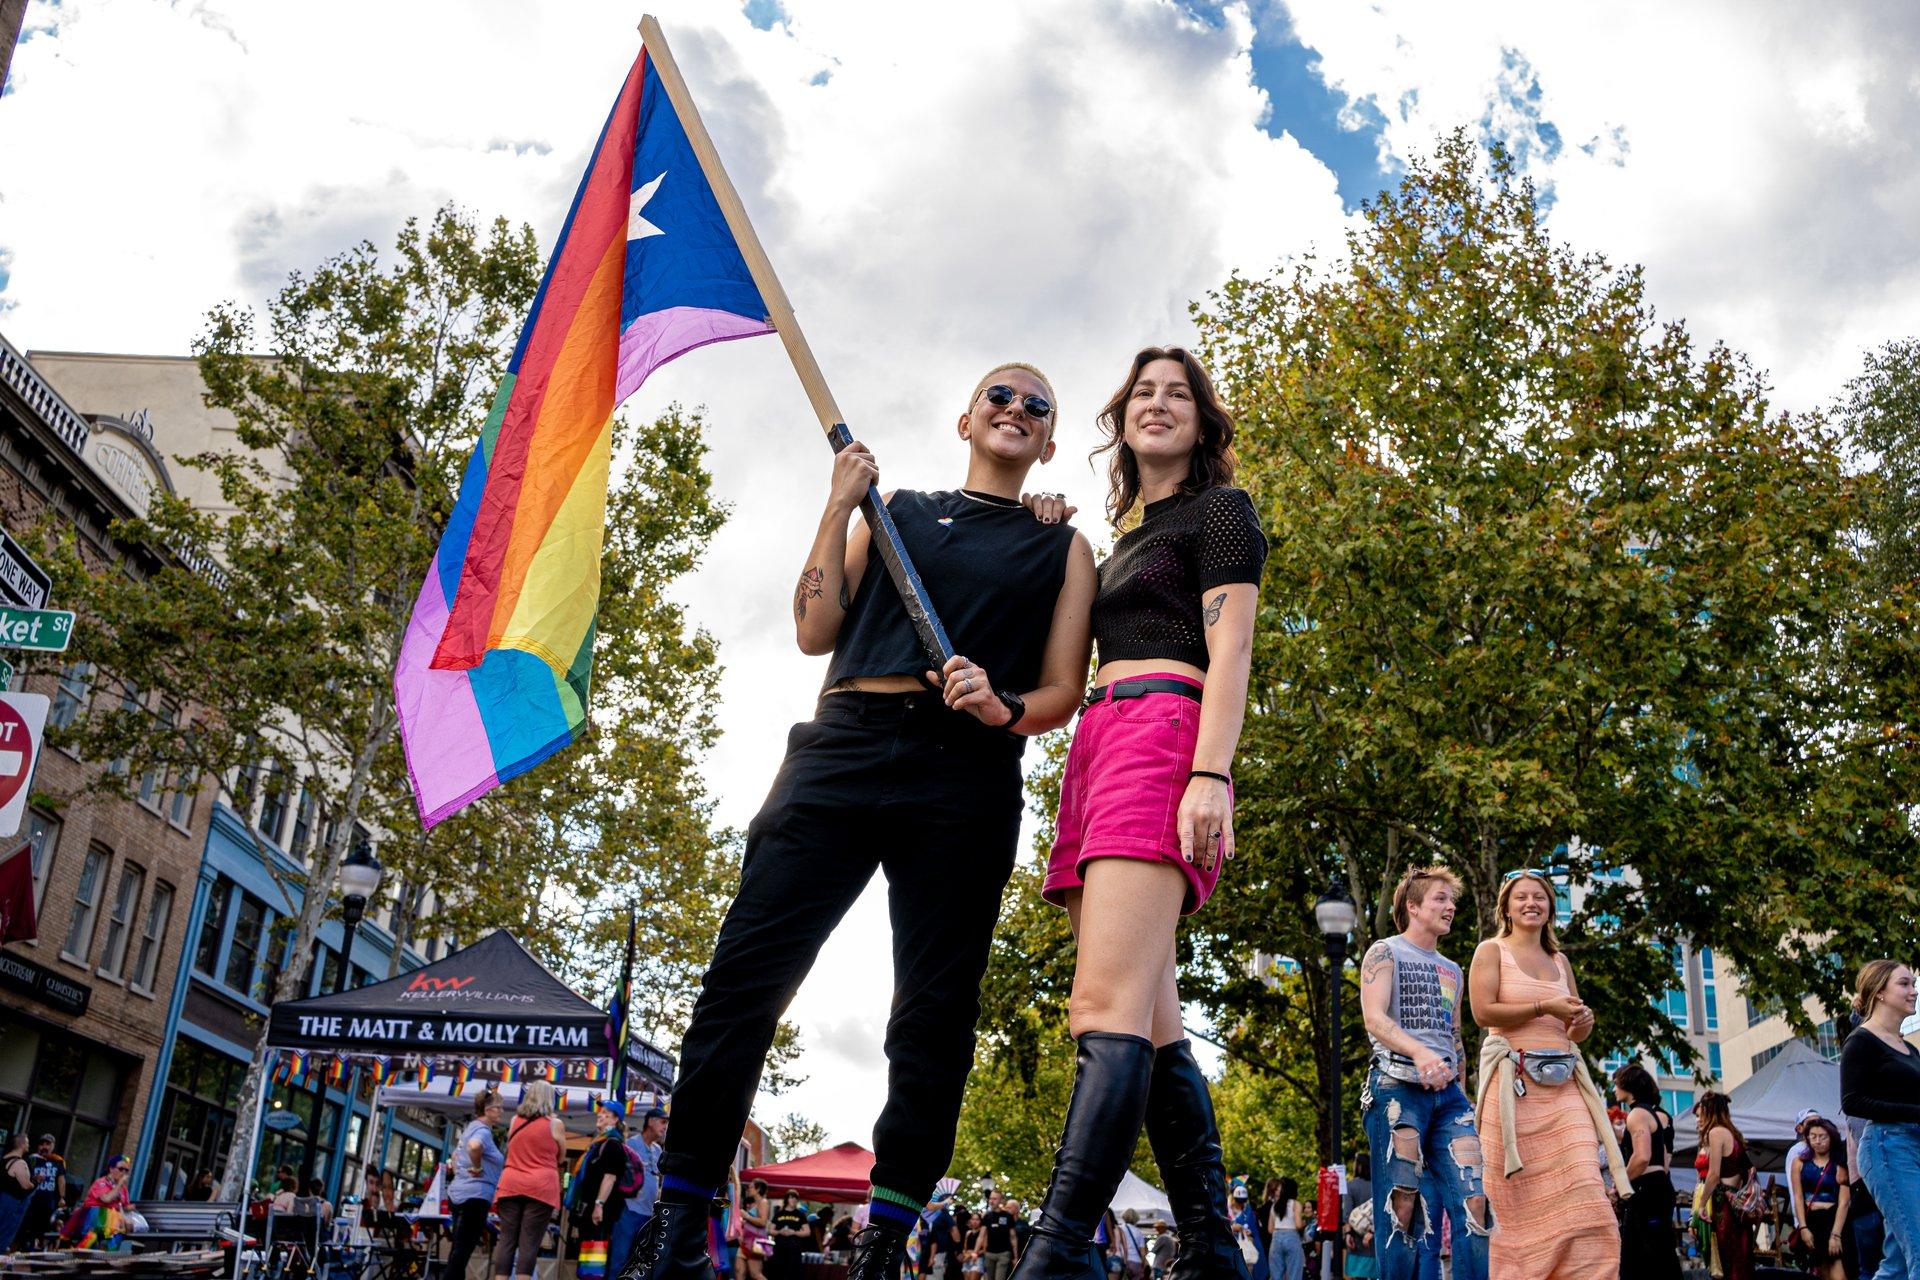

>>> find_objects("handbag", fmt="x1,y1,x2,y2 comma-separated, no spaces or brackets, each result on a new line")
1728,1172,1767,1223
1237,1235,1259,1267
1508,1049,1579,1096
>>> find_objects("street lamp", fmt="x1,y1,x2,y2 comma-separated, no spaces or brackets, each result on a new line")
322,843,382,1196
1314,877,1356,1280
1314,878,1357,1167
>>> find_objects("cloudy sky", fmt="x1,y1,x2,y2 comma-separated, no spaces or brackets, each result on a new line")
4,0,1918,1147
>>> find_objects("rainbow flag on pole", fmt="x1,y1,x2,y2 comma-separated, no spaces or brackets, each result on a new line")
395,41,774,827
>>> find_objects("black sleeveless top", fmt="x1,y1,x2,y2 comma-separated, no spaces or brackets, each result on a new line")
824,489,1076,709
1093,487,1267,670
1632,1103,1672,1172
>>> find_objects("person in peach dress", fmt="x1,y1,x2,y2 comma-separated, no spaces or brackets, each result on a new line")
1468,870,1617,1280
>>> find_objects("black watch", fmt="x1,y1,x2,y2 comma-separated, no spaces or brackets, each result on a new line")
996,689,1027,732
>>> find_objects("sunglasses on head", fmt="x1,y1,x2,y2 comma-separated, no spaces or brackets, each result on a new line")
981,384,1053,420
1503,868,1551,884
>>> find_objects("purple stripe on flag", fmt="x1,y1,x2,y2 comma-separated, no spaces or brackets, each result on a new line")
395,556,499,826
614,305,775,402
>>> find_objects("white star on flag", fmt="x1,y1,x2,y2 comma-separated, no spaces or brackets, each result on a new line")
628,172,666,241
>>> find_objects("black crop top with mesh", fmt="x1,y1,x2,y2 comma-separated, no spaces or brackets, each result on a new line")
1092,487,1268,670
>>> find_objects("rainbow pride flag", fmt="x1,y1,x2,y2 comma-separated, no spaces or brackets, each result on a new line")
395,42,774,827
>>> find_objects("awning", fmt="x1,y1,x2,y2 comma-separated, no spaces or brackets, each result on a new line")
265,930,674,1091
743,1141,875,1202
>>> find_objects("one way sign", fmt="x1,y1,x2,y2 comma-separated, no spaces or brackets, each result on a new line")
0,694,50,839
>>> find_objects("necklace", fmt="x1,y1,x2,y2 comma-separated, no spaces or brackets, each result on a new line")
957,488,1021,508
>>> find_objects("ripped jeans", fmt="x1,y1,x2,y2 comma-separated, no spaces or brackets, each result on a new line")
1360,1068,1489,1280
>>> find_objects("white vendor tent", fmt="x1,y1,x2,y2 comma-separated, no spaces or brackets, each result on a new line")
1110,1170,1173,1219
1671,1038,1843,1172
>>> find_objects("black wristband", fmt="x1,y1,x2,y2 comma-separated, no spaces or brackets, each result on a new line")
1189,769,1231,785
996,689,1027,732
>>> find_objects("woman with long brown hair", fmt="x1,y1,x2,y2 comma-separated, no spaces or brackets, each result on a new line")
1468,869,1622,1280
1017,346,1266,1280
1841,958,1920,1280
1693,1092,1756,1280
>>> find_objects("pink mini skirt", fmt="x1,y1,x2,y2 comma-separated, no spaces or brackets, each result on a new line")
1043,673,1225,916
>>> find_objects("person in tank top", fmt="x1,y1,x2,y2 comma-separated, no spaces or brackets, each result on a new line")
624,363,1097,1280
1693,1091,1756,1280
1357,867,1486,1280
1468,869,1613,1280
1612,1063,1683,1280
1012,347,1266,1280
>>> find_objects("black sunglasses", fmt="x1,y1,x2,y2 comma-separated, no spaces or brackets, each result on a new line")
981,384,1053,420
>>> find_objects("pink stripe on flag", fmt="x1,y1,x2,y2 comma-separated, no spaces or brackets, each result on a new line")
395,558,498,827
614,306,775,402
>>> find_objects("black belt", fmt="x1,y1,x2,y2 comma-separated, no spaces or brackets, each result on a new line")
1086,678,1202,706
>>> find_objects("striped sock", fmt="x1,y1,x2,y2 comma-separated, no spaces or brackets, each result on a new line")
866,1185,923,1231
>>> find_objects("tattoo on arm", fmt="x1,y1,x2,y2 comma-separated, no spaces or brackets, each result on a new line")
1361,941,1393,985
838,579,852,610
794,566,824,621
1203,591,1227,626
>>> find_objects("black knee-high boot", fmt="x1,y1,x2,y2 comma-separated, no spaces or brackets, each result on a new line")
1011,1032,1155,1280
1145,1039,1250,1280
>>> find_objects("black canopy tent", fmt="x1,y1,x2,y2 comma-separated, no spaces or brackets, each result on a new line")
250,931,673,1188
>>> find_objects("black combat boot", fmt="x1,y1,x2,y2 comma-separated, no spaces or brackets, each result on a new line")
1009,1032,1155,1280
1145,1039,1249,1280
848,1222,910,1280
617,1197,716,1280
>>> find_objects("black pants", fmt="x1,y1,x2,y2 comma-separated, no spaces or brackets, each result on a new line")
661,692,1025,1200
444,1195,491,1278
1621,1171,1681,1280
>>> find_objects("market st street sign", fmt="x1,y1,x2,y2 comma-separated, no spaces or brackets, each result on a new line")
0,531,51,611
0,608,74,653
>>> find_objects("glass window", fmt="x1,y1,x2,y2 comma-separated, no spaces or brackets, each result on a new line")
259,916,289,1004
223,894,265,994
60,845,110,964
1662,946,1689,1030
49,662,92,730
0,1020,36,1094
194,880,230,975
33,1036,84,1107
257,767,289,845
288,789,314,862
1700,948,1719,1032
168,772,196,827
1815,1019,1840,1060
1661,1088,1695,1116
1707,1041,1722,1079
98,861,145,979
107,683,141,776
132,881,175,992
25,810,59,911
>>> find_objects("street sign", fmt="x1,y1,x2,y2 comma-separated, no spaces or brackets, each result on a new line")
0,693,49,838
0,607,74,652
0,530,51,610
0,659,13,688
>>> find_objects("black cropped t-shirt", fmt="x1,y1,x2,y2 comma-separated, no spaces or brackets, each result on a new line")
1092,487,1268,670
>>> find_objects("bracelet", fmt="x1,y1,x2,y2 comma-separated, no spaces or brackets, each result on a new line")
1189,769,1231,785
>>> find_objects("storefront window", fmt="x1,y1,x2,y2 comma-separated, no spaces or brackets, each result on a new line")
194,879,230,975
223,895,265,995
0,1013,128,1200
147,1039,245,1200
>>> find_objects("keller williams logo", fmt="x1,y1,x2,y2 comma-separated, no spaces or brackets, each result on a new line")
407,974,476,992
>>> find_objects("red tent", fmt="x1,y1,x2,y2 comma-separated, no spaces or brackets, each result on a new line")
742,1141,875,1202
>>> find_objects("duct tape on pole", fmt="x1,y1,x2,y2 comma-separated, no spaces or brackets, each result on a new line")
0,692,50,839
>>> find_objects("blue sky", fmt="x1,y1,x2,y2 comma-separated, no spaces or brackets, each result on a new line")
1243,14,1398,210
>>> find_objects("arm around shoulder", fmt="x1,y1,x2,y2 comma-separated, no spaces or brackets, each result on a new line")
1010,530,1097,735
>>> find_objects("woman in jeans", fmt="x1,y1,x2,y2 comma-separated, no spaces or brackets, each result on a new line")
446,1089,506,1279
493,1081,565,1280
1842,959,1920,1280
1265,1178,1303,1280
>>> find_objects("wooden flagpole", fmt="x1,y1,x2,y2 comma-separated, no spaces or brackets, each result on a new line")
638,14,955,668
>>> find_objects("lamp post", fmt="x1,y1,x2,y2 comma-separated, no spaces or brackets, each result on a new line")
1314,877,1357,1280
321,844,382,1196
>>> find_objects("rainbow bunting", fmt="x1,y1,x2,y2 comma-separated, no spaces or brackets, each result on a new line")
369,1056,393,1087
415,1059,434,1091
539,1060,558,1084
555,1089,570,1114
581,1059,606,1084
497,1061,519,1086
327,1055,347,1087
452,1060,473,1093
394,39,775,828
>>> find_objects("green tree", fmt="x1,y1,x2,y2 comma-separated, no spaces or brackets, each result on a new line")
37,206,736,1197
1185,130,1882,1153
765,1113,830,1162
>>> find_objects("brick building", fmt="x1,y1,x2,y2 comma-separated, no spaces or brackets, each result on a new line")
0,332,215,1202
